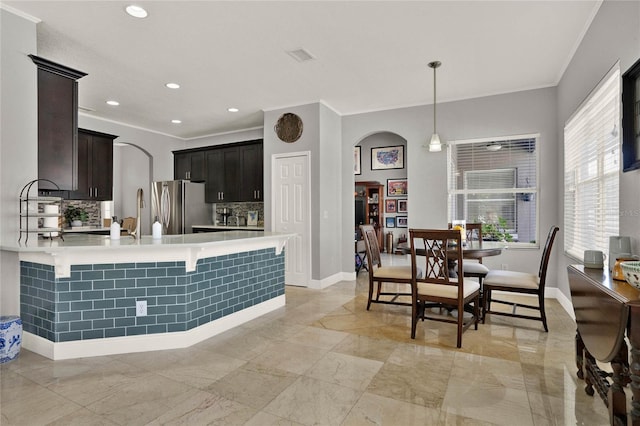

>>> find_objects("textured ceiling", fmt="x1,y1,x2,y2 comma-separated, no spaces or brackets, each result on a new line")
4,1,600,140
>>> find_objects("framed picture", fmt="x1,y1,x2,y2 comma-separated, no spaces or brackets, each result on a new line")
622,57,640,172
387,178,408,197
371,145,404,170
385,216,396,228
385,199,396,213
396,216,408,228
354,146,362,175
397,199,407,213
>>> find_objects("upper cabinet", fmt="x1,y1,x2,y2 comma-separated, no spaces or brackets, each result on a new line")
69,129,118,201
174,150,205,182
174,139,263,203
30,55,87,192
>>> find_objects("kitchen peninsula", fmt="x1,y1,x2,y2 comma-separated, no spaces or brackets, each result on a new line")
2,231,293,360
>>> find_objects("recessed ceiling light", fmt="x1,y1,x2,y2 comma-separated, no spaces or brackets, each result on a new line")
171,119,182,124
227,107,239,112
106,100,119,106
125,5,148,18
165,83,180,89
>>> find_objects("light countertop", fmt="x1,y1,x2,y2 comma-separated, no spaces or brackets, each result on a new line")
3,231,294,278
193,225,264,231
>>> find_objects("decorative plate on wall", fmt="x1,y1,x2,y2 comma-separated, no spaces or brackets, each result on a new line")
274,112,303,143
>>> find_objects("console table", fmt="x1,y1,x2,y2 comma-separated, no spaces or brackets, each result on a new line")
567,265,640,426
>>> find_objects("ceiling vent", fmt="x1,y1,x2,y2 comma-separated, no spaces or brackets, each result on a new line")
287,48,315,63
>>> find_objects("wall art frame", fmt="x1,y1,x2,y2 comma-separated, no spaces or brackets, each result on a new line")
354,146,362,175
385,216,396,228
396,216,408,228
622,57,640,172
397,199,407,213
385,199,396,213
371,145,404,170
387,178,408,197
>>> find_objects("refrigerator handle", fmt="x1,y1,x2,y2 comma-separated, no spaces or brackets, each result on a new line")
161,184,171,230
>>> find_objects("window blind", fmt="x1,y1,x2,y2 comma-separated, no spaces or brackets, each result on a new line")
448,136,538,245
564,66,620,260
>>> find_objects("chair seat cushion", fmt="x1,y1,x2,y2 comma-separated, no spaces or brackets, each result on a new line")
463,263,490,275
417,279,480,299
483,270,539,290
373,265,414,280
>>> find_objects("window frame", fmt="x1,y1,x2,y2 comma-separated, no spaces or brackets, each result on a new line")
563,63,621,262
447,133,540,249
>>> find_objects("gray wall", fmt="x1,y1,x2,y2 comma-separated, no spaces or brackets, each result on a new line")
555,0,640,298
0,9,38,314
342,87,558,280
263,102,343,282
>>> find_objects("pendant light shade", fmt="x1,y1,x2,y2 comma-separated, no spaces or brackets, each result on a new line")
427,61,442,152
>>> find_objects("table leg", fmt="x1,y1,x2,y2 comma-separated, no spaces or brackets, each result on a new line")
609,340,629,426
576,330,585,380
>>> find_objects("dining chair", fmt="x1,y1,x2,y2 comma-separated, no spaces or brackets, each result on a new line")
409,228,480,348
360,224,413,310
448,222,490,283
482,226,559,331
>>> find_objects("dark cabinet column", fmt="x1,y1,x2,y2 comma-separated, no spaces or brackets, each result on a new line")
174,151,205,182
30,55,87,191
69,129,117,200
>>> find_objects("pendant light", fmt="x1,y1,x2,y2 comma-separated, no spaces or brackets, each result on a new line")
427,61,442,152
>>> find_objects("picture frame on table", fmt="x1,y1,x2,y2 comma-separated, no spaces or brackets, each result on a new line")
385,199,396,213
396,216,408,228
385,216,396,228
397,199,407,213
371,145,404,170
354,146,362,175
622,57,640,172
386,178,408,197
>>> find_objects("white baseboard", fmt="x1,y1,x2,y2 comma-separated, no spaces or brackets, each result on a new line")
23,295,286,360
309,272,351,289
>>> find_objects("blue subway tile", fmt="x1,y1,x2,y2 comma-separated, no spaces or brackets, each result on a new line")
58,331,82,342
72,264,92,271
93,319,114,329
126,288,146,298
83,310,104,320
83,290,104,300
104,289,125,299
105,269,126,279
168,323,187,332
105,308,127,318
115,263,135,269
115,317,135,327
83,330,104,340
93,280,115,290
147,325,167,334
156,314,176,324
158,296,177,305
115,278,137,288
116,299,135,308
136,316,156,326
146,268,167,278
69,320,93,331
59,292,82,302
157,277,177,286
82,270,104,281
126,326,148,335
136,278,157,287
126,269,146,278
136,262,157,268
59,311,81,322
94,299,115,309
147,287,167,296
105,328,126,338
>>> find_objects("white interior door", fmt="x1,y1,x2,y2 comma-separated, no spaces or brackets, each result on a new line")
273,152,310,287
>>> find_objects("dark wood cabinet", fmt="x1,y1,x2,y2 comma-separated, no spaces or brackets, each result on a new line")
355,181,384,247
30,55,87,191
69,129,117,201
174,151,205,182
175,140,263,203
240,143,263,201
205,147,240,202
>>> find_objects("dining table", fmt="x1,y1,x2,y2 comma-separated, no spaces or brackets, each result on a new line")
396,239,506,266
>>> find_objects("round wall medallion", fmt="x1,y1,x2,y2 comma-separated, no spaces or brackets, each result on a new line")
274,113,303,143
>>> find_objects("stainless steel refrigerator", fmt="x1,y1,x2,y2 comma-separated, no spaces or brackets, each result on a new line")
151,180,209,235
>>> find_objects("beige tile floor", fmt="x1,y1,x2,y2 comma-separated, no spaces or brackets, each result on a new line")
1,254,612,425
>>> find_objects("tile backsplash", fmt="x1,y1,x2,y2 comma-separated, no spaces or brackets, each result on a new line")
62,200,102,227
213,202,264,226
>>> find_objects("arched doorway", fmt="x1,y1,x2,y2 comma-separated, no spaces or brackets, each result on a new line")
113,142,153,234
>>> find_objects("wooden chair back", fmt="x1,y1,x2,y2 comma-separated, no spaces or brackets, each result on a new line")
409,228,463,295
538,226,560,286
360,224,382,270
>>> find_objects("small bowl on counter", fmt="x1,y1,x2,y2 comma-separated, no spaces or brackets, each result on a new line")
621,261,640,289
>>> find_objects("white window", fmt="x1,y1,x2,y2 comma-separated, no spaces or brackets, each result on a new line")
447,135,539,246
564,65,620,261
